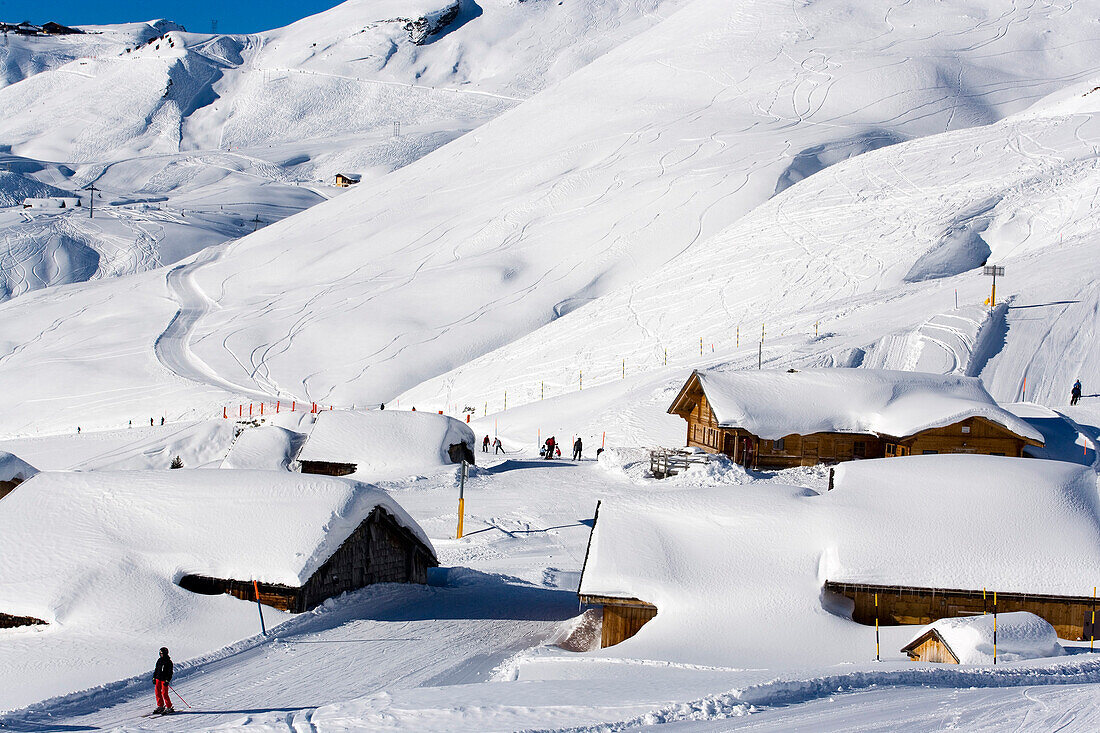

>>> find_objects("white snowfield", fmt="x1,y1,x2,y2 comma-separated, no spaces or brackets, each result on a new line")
580,455,1100,666
297,409,476,479
0,469,432,710
691,368,1044,443
907,612,1065,665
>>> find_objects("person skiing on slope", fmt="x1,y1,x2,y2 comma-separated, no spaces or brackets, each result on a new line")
1072,379,1083,406
494,437,504,454
555,444,561,458
544,437,555,460
573,437,582,461
483,435,490,452
152,647,174,714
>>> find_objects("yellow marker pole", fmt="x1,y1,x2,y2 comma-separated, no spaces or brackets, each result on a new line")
700,337,703,356
664,347,667,366
875,592,880,661
541,381,544,400
622,359,625,379
456,461,467,539
504,390,507,410
983,587,987,614
1092,586,1096,651
993,591,998,665
815,322,819,338
736,326,739,348
579,370,583,390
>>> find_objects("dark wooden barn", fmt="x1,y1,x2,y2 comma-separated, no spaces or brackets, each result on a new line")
666,369,1043,470
179,505,436,612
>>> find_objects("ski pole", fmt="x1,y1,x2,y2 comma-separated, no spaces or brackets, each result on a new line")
167,683,191,708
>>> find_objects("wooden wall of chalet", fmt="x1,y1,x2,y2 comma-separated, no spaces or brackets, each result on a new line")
826,581,1095,640
299,507,435,611
580,595,658,647
179,507,436,613
300,460,357,476
0,611,46,629
904,632,960,663
0,477,22,500
898,417,1030,457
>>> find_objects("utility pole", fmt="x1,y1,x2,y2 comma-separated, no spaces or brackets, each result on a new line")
394,121,401,138
83,183,98,218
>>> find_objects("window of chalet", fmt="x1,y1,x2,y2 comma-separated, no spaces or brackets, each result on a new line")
853,441,865,458
885,444,895,456
774,437,785,452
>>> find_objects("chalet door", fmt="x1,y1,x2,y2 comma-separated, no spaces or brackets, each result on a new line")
803,438,819,461
819,437,836,460
722,432,736,457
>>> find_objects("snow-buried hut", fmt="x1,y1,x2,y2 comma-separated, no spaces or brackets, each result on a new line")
297,409,476,478
0,451,36,501
667,368,1043,469
0,470,437,624
579,455,1100,654
901,612,1064,664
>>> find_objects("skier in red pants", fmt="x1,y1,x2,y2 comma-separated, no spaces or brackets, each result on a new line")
153,647,174,714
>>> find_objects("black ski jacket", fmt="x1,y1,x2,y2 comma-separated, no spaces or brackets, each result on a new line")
154,656,173,682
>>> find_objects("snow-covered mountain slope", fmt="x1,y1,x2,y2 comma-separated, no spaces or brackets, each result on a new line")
401,75,1100,416
3,0,1100,436
0,20,183,89
0,0,685,305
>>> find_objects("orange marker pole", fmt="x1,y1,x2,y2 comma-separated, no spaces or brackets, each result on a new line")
253,580,266,636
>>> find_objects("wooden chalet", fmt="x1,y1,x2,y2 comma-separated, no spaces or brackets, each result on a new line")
41,22,82,35
180,505,436,612
334,173,361,187
667,369,1043,469
577,501,658,647
900,626,960,663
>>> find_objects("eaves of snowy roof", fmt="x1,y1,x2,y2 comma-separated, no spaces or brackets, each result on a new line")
668,368,1044,445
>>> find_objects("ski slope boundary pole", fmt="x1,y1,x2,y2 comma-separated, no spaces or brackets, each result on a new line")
253,580,267,636
167,684,191,708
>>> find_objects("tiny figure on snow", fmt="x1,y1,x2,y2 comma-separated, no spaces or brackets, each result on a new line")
544,436,556,460
379,403,385,410
129,420,132,428
1072,379,1083,406
555,444,561,458
572,437,582,461
411,406,416,411
77,426,81,434
150,417,154,426
494,437,504,454
152,647,174,714
483,435,490,452
596,447,604,458
161,417,165,426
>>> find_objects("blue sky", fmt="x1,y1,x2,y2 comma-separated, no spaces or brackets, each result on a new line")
0,0,346,34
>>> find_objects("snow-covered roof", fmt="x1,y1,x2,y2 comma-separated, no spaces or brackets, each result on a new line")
903,612,1064,664
0,450,36,484
297,410,476,479
0,469,434,621
578,455,1099,665
675,368,1043,443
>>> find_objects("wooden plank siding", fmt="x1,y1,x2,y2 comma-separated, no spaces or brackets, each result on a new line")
0,612,46,629
179,507,436,613
300,460,357,476
903,631,961,663
579,595,658,647
893,417,1032,458
826,581,1098,640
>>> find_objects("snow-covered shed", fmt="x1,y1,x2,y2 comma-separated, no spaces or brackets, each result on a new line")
297,409,476,479
0,450,36,500
901,612,1064,664
579,455,1100,655
667,368,1043,468
334,173,360,187
0,470,437,621
21,197,80,209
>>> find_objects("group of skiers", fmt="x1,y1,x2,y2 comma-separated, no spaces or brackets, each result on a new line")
480,434,585,460
482,435,504,453
540,436,583,460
